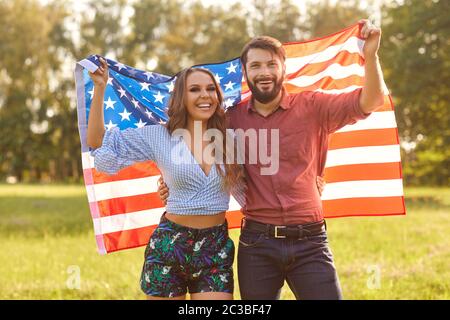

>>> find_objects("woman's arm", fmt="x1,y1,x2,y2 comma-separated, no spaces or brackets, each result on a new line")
85,57,159,174
87,57,108,149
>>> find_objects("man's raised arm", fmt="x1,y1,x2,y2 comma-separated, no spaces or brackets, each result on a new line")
359,19,385,114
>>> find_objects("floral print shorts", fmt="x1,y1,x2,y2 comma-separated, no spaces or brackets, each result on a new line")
140,214,235,298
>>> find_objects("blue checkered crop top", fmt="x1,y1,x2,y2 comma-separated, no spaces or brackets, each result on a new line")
91,125,243,215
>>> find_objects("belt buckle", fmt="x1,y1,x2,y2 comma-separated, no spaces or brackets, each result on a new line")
274,226,286,239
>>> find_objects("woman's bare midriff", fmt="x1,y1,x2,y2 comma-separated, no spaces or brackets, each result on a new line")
165,211,226,229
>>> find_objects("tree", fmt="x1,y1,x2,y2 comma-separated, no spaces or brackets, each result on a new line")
381,0,450,185
0,0,70,181
249,0,306,42
134,1,249,75
305,0,368,38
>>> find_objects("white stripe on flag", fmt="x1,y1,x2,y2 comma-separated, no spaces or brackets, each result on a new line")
325,145,401,168
82,152,94,169
321,179,404,200
86,176,161,202
93,207,165,235
92,197,242,236
315,85,362,94
286,63,364,88
335,111,397,133
285,36,364,74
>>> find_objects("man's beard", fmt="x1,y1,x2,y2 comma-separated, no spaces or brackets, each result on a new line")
247,74,284,104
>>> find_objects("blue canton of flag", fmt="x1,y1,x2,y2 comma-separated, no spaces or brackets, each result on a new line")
79,55,242,135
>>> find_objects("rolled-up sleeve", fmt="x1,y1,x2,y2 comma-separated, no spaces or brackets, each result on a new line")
90,126,157,175
313,88,371,134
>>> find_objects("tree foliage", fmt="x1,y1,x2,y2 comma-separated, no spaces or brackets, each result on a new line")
380,0,450,185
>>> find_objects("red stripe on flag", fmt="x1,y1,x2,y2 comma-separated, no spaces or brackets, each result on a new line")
323,196,405,217
226,210,244,229
96,192,164,217
324,163,402,182
89,161,160,184
102,225,156,253
328,128,399,150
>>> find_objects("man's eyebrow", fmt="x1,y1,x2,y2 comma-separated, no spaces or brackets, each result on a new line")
249,59,277,65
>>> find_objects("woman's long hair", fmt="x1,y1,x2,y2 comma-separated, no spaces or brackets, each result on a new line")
166,67,245,191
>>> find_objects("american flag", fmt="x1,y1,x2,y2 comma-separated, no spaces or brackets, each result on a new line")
75,23,405,254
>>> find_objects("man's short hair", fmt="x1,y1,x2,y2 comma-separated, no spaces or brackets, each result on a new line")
240,36,286,70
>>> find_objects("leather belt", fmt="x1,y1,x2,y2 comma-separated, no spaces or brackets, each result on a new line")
241,219,326,239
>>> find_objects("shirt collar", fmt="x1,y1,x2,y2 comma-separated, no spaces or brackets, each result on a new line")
246,87,291,113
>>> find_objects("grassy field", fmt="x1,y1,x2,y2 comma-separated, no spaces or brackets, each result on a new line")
0,184,449,300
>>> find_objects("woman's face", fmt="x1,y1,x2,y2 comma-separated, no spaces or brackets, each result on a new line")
184,71,219,123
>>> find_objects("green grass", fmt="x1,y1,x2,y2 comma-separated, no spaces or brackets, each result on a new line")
0,184,449,299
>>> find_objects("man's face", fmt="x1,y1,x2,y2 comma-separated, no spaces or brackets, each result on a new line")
244,48,285,104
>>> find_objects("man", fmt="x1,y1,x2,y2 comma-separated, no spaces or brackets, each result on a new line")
159,19,384,299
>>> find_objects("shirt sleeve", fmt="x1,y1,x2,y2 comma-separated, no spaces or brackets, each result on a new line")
312,88,371,134
90,125,159,175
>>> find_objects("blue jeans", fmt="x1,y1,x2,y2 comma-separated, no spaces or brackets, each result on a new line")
237,225,343,300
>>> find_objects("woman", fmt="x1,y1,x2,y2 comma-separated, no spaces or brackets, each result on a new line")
87,57,244,300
